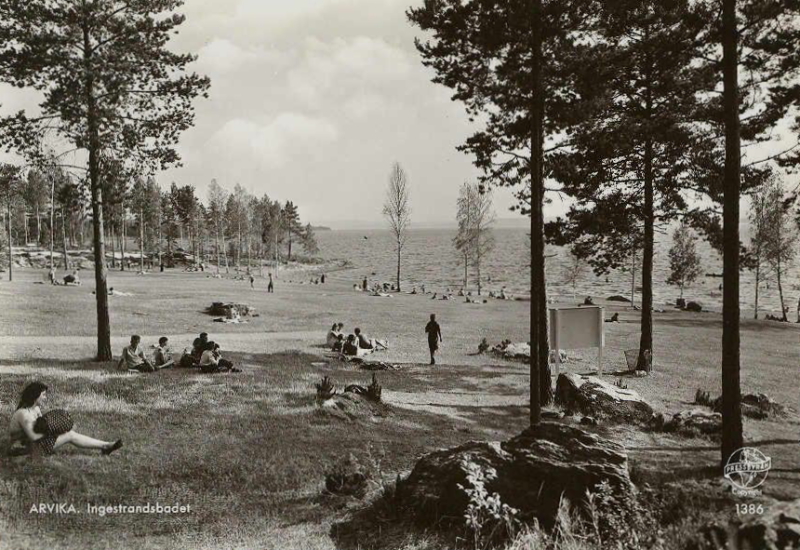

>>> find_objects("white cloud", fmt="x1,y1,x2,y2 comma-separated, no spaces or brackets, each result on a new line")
195,39,285,77
286,36,413,105
208,113,338,168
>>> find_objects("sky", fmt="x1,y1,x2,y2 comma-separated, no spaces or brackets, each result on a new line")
0,0,531,229
0,1,796,229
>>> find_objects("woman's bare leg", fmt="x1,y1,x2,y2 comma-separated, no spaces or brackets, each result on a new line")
53,430,112,450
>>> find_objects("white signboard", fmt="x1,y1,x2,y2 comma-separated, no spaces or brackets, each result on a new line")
548,306,604,375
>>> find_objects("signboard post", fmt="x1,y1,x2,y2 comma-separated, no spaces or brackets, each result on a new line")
548,306,604,375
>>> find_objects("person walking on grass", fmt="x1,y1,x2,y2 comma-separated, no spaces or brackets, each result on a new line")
425,313,442,365
8,382,122,457
249,273,255,289
268,273,274,293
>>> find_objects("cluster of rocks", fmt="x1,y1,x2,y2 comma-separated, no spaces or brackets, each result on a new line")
324,454,370,498
695,389,786,420
207,302,255,318
690,499,800,550
395,422,634,528
315,374,389,422
650,409,722,439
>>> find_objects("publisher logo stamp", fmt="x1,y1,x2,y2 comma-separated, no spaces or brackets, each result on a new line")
724,447,771,496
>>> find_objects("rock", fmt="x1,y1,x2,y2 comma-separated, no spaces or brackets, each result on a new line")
676,298,686,308
699,391,785,420
541,410,564,419
607,295,631,302
741,393,786,419
659,409,722,438
690,499,800,550
316,393,392,422
685,301,703,312
325,454,370,499
397,423,633,528
555,373,654,424
580,416,598,426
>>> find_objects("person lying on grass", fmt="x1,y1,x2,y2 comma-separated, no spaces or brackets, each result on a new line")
117,335,157,373
354,328,388,350
8,382,122,457
63,270,81,285
153,337,174,369
199,342,241,373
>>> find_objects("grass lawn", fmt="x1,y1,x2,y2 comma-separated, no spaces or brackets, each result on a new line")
0,266,798,549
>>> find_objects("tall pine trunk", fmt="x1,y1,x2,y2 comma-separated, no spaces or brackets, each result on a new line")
754,255,760,319
6,201,12,281
529,0,544,423
23,209,28,245
84,23,112,361
777,258,786,321
36,206,41,245
721,0,744,467
108,223,114,268
49,173,55,269
637,137,654,372
61,208,69,270
120,202,126,271
139,208,145,273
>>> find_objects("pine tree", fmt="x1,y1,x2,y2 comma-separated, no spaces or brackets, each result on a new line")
0,0,209,360
408,0,603,413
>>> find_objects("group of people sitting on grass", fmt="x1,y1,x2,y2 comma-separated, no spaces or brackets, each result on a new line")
117,333,240,374
48,267,81,286
326,323,388,356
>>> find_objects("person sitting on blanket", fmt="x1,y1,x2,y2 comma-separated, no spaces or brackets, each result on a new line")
354,328,388,350
63,270,81,285
117,335,155,372
199,342,240,373
153,337,175,369
332,334,344,352
342,334,359,356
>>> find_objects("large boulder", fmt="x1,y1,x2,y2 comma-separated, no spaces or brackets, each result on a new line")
690,499,800,550
397,423,633,527
555,373,654,424
685,301,703,312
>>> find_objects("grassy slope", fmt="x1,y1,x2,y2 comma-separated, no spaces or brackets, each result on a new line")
0,267,798,549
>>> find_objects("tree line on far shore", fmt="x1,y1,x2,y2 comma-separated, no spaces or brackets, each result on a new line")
0,163,319,274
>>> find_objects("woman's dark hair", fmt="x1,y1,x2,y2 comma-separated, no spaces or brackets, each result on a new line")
331,323,337,331
206,341,216,351
159,336,168,346
347,334,356,342
17,382,48,410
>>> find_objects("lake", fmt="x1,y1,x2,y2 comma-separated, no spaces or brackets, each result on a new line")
316,227,799,318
